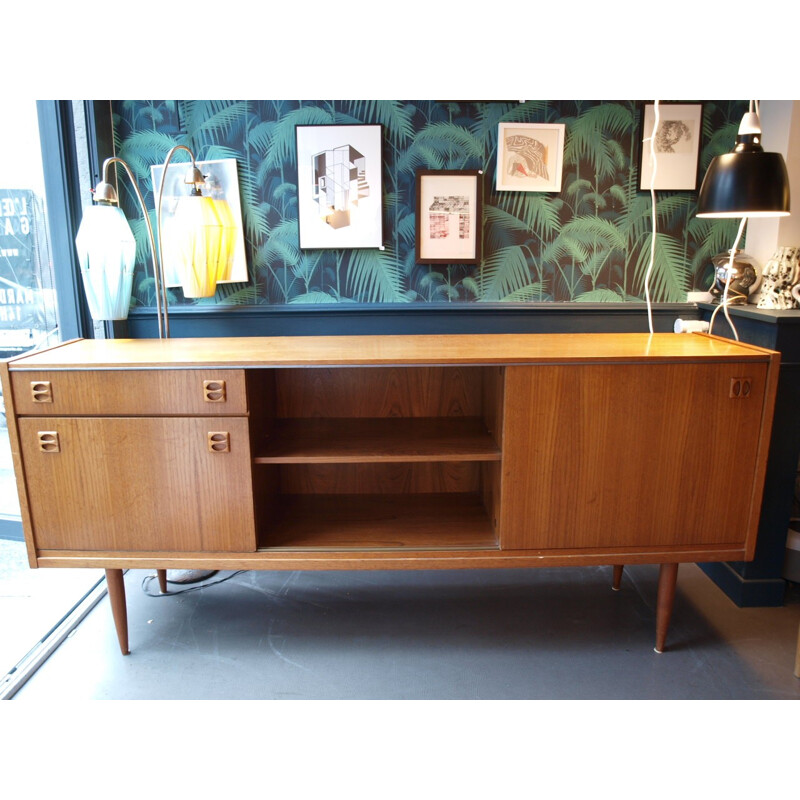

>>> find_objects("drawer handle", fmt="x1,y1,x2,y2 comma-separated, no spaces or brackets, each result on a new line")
31,381,53,403
203,380,227,403
37,431,60,453
729,377,753,399
207,432,230,453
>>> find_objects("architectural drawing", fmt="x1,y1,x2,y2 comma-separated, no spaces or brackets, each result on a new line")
312,144,370,230
428,195,470,239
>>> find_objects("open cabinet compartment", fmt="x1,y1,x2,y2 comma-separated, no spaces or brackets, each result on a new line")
247,365,504,551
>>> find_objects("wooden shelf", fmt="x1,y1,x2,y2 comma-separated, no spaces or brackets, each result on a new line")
261,493,497,550
254,417,501,464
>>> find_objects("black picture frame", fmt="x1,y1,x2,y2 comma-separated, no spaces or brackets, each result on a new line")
637,102,704,192
415,169,483,265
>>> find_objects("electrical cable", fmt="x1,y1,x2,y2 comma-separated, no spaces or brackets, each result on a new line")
706,99,761,342
707,216,746,341
643,100,660,335
141,570,247,597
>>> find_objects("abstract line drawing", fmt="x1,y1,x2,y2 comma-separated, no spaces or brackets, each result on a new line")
503,135,549,181
428,195,470,239
496,123,565,192
312,144,370,230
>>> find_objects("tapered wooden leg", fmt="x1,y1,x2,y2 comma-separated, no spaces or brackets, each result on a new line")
612,565,624,591
655,562,679,654
157,569,168,594
794,621,800,679
105,569,130,655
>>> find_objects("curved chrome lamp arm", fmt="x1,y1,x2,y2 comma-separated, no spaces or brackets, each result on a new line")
98,156,167,339
95,145,204,339
155,144,205,339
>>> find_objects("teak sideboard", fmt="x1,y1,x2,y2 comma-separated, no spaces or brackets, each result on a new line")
0,332,780,656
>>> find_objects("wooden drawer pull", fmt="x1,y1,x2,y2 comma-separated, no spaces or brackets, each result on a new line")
207,432,230,453
31,381,53,403
729,377,752,398
37,431,60,453
203,380,227,403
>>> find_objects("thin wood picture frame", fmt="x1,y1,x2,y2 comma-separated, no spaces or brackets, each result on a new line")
296,123,384,249
638,103,704,191
496,122,565,192
415,170,483,264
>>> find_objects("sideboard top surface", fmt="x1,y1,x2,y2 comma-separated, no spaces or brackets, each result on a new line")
5,332,777,370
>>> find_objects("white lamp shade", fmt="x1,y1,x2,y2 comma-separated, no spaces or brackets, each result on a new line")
75,204,136,320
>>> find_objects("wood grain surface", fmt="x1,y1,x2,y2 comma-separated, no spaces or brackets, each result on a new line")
275,461,483,495
10,369,247,416
273,366,486,417
6,332,776,370
255,417,501,463
262,492,496,550
18,416,256,552
34,543,747,571
498,362,769,550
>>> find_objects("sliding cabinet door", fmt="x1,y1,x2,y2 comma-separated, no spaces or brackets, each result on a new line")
499,362,769,551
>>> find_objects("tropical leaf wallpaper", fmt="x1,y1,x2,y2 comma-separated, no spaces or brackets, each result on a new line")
110,100,747,307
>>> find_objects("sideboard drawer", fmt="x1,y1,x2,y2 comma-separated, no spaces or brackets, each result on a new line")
10,369,247,416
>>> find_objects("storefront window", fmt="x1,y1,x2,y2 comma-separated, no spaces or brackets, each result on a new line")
0,100,100,688
0,107,59,519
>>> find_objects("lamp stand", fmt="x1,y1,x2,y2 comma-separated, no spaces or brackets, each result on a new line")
97,156,169,339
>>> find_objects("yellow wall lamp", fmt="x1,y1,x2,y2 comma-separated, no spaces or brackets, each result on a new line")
75,145,236,337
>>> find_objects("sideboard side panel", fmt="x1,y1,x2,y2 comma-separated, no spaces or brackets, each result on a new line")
0,361,38,567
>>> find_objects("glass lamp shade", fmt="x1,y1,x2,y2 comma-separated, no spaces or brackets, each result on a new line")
74,204,136,320
171,195,226,298
697,151,790,218
211,197,237,283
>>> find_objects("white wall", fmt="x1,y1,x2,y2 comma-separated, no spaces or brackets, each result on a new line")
745,100,800,267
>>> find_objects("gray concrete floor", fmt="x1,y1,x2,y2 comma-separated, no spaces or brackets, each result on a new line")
0,538,102,676
6,561,800,700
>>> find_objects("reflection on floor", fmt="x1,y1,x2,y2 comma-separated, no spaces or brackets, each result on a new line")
0,538,102,678
8,562,800,700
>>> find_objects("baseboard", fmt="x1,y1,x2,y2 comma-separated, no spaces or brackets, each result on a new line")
699,561,787,607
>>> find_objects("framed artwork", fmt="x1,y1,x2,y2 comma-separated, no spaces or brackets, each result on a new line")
151,158,248,287
638,103,704,191
296,124,383,249
415,170,483,264
496,122,565,192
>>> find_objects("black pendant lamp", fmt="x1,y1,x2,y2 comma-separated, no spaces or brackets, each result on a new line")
696,105,791,218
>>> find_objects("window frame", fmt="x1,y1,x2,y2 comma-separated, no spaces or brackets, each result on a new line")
0,102,94,539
